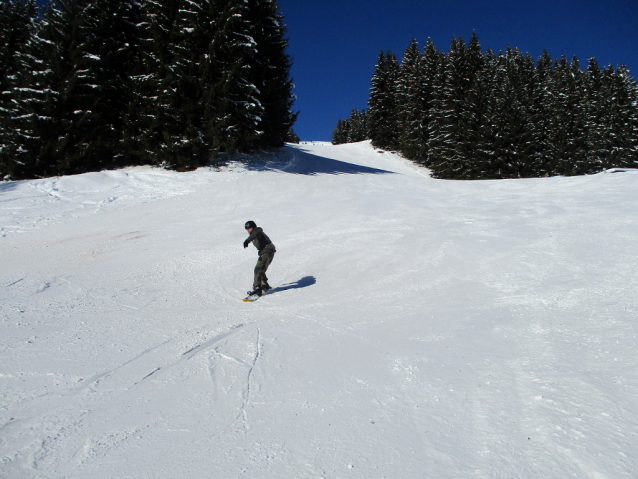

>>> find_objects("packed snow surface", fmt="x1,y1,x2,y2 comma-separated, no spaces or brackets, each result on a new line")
1,141,637,478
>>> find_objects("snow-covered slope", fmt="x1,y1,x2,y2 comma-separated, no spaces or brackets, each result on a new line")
1,141,637,478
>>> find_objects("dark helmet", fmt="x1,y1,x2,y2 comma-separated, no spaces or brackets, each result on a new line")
245,220,257,230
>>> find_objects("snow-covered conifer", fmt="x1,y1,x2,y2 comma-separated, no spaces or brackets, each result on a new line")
484,48,537,178
9,0,142,178
0,0,38,178
428,35,488,179
331,118,350,145
243,0,297,148
542,55,588,175
125,0,185,167
366,33,638,179
368,50,400,151
396,38,425,162
602,64,638,169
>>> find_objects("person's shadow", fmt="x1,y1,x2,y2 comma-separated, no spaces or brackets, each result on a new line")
270,276,316,294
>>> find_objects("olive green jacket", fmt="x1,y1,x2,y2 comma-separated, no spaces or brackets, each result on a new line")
245,227,276,254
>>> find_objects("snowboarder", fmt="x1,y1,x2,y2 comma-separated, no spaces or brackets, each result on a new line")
243,221,276,296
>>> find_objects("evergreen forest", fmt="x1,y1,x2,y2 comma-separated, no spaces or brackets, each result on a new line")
333,33,638,179
0,0,297,180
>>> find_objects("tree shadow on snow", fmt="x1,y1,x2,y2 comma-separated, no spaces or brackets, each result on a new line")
270,276,317,294
214,146,394,176
278,147,393,176
0,181,21,194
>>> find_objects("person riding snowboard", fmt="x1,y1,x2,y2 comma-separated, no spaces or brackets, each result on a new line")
243,221,276,296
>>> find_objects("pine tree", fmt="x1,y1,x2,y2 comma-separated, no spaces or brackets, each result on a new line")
0,0,36,95
531,50,554,176
477,48,501,176
604,65,638,169
460,32,489,177
396,38,424,161
347,109,368,142
368,50,400,151
568,57,589,174
426,41,454,176
544,55,588,175
584,57,608,171
331,109,368,145
127,0,297,167
0,0,38,178
332,118,350,145
485,48,537,178
125,0,186,167
127,0,231,168
286,127,300,143
164,0,207,165
10,1,74,178
3,0,298,178
363,33,638,179
9,0,142,178
244,0,297,148
76,0,142,169
206,0,263,153
418,38,442,166
428,35,487,179
170,0,233,166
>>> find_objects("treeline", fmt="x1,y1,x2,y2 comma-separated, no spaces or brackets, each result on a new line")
0,0,297,180
333,33,638,179
332,109,369,145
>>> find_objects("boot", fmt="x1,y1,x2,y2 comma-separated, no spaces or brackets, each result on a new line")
248,286,262,296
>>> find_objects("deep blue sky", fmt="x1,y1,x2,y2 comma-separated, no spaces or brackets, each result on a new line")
278,0,638,141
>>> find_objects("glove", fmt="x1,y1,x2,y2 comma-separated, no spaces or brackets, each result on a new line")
243,240,249,248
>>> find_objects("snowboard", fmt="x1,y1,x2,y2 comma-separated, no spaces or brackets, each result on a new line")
242,289,270,302
242,294,261,302
242,288,272,303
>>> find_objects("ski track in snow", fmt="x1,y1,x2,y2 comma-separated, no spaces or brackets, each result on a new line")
1,142,637,478
0,321,260,475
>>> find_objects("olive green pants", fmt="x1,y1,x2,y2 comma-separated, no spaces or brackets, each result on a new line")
253,250,275,289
